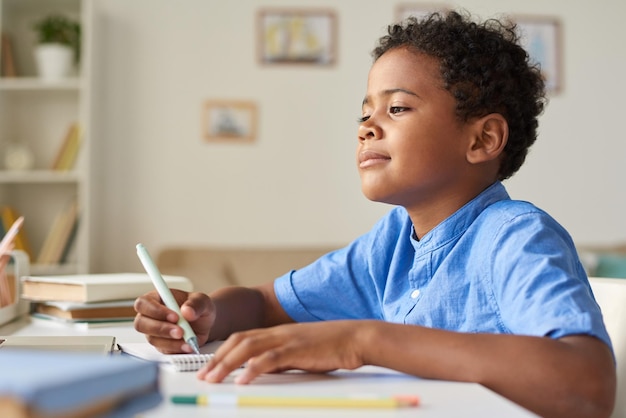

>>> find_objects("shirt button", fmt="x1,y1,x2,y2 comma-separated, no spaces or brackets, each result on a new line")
410,289,420,299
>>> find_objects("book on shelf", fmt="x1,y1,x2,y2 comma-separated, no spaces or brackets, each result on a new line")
1,32,17,77
0,350,161,418
59,215,79,264
36,198,79,265
0,206,33,260
50,123,81,171
31,299,137,321
21,273,193,303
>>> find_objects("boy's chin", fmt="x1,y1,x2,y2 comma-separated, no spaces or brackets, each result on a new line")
361,188,394,205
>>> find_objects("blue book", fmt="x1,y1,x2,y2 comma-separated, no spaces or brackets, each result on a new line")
0,350,161,418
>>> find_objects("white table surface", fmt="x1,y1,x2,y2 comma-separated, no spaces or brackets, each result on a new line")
0,316,538,417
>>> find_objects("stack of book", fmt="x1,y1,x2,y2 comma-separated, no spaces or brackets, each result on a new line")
20,273,193,327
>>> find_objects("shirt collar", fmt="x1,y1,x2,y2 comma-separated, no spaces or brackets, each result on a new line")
410,181,510,252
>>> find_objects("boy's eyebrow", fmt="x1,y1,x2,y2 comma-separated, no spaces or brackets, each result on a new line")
362,88,420,106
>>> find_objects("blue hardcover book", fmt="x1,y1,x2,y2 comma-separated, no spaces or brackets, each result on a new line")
0,350,161,418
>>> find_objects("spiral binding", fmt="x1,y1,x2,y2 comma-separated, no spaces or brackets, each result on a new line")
169,353,214,372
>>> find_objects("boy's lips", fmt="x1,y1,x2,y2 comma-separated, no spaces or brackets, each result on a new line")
358,150,391,168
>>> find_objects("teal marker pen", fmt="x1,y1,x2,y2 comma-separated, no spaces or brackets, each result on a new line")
136,243,200,354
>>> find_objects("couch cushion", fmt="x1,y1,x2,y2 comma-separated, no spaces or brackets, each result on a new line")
156,246,337,294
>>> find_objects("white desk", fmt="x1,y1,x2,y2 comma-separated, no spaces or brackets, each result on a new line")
0,316,537,417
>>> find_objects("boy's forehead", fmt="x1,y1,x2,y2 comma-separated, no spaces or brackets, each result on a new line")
366,48,442,92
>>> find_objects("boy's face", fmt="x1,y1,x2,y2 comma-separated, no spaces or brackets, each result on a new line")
357,47,475,212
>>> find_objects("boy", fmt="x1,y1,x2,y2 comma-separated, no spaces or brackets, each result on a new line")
134,11,616,418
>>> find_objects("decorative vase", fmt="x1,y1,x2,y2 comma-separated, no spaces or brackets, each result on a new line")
4,143,34,171
33,43,73,81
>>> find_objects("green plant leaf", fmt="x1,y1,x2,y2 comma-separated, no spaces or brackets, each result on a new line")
33,14,81,64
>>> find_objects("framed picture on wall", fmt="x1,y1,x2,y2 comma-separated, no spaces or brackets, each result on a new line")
202,100,258,143
514,15,562,94
257,8,337,66
395,3,450,22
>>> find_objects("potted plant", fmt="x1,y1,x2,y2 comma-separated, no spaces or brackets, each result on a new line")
32,14,81,80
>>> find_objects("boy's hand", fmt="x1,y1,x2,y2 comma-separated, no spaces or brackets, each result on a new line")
133,289,214,354
197,320,367,384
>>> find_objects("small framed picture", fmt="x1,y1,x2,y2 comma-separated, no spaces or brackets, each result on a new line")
257,8,337,66
395,3,450,22
514,16,562,94
202,100,258,143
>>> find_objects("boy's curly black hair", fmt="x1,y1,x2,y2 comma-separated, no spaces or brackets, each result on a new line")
372,11,546,180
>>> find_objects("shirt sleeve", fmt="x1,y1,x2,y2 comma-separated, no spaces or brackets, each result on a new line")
274,208,408,322
485,207,612,349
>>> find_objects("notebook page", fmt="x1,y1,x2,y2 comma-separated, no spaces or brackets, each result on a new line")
119,341,222,371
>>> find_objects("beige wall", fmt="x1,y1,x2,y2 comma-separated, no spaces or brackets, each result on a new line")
89,0,626,274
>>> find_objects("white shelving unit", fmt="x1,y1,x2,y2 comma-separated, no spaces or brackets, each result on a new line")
0,0,91,275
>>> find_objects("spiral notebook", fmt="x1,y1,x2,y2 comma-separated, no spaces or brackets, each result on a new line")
119,341,221,372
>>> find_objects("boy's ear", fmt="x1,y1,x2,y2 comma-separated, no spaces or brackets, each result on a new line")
466,113,508,164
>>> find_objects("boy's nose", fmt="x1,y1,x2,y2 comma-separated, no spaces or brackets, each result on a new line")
358,120,382,141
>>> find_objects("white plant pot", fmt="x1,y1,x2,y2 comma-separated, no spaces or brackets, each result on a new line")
34,43,73,81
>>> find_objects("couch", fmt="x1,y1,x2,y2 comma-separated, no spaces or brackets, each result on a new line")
577,243,626,279
156,243,626,295
156,246,338,294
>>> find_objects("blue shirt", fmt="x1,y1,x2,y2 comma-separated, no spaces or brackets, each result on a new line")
274,182,612,348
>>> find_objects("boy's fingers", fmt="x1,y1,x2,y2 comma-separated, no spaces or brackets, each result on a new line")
134,312,182,339
200,329,289,384
134,291,180,322
234,348,289,384
145,335,189,355
180,292,212,320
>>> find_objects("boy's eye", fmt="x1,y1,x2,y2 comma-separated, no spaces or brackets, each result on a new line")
357,115,370,123
389,106,409,115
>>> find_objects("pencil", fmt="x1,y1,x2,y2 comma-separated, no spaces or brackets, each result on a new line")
136,243,200,354
171,394,420,408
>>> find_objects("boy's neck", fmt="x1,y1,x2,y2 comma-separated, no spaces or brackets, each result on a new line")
407,181,498,240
